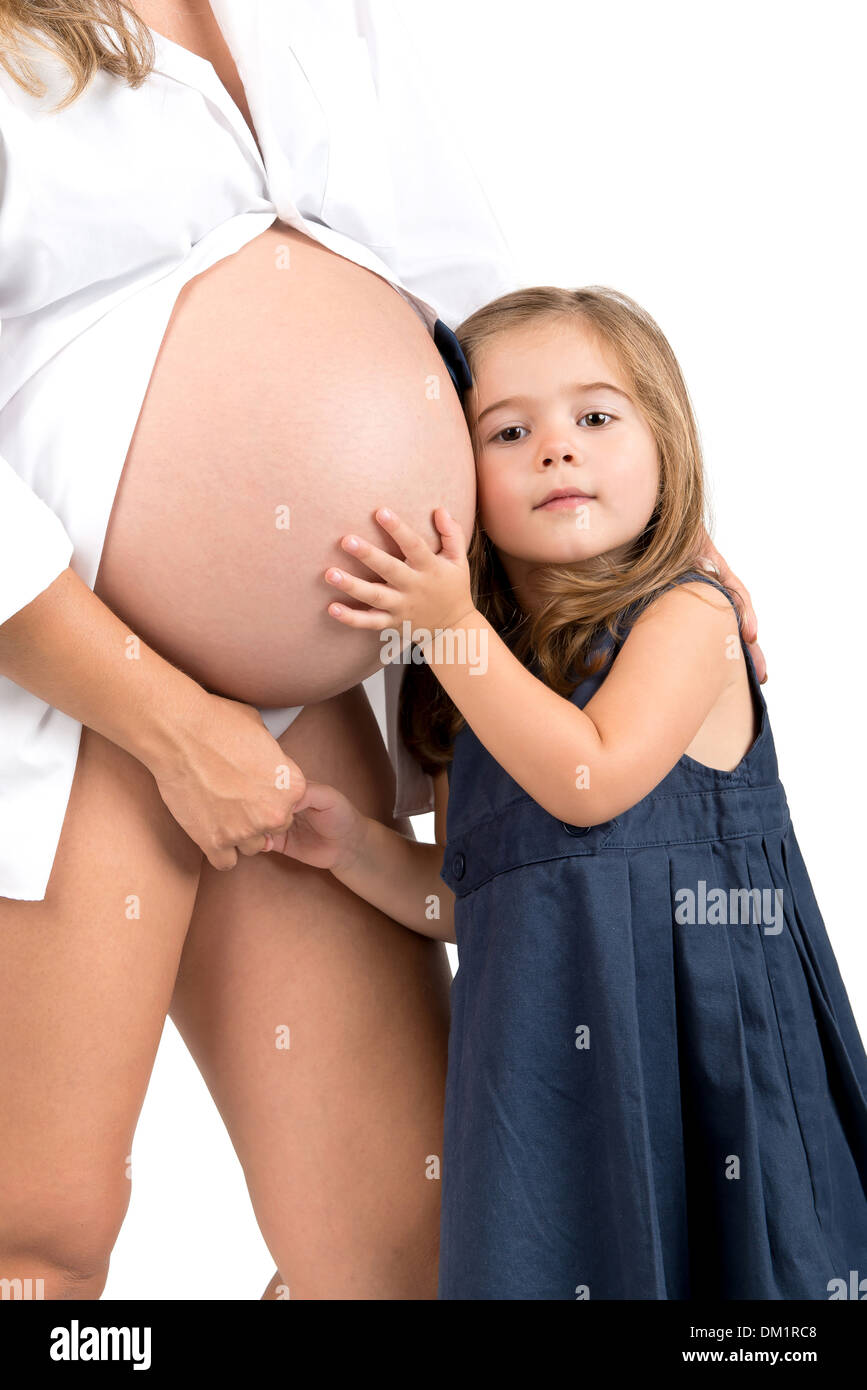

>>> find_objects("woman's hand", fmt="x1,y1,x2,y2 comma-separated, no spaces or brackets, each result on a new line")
324,506,476,639
149,692,307,871
697,530,768,684
0,566,306,870
266,779,368,873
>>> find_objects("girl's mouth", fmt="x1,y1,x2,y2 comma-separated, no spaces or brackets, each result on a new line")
534,492,595,511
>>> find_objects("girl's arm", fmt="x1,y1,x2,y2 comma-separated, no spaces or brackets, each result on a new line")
332,818,454,942
427,581,739,826
325,509,741,829
271,776,455,942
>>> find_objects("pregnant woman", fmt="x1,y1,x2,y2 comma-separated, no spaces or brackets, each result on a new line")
0,1,762,1300
0,0,518,1300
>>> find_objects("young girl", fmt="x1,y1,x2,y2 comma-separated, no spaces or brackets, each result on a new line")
267,286,867,1300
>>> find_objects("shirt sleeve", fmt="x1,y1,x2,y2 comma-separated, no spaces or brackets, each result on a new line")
0,94,75,626
0,449,74,626
347,0,521,328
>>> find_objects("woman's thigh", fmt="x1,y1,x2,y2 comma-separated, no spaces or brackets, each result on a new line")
0,726,202,1294
169,683,452,1299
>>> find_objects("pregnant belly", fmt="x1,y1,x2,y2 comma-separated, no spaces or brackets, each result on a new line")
94,222,476,707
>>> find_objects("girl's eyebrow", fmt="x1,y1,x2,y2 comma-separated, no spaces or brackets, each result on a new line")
476,381,632,424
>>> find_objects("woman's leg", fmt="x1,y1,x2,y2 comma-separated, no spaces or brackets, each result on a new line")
169,682,452,1300
0,727,202,1299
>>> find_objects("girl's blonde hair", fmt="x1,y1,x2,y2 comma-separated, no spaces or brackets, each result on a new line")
0,1,154,109
400,285,720,774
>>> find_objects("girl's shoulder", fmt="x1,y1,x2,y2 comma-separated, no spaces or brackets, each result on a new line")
607,571,746,692
621,567,743,640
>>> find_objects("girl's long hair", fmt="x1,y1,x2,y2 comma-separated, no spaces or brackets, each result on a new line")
400,285,719,775
0,1,154,109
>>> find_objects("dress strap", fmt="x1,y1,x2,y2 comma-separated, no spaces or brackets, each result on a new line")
655,567,765,708
564,567,765,714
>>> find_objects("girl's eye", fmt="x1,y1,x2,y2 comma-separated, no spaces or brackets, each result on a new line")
490,412,614,444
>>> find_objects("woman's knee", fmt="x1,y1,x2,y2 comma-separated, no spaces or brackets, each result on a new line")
0,730,203,1302
0,1168,130,1300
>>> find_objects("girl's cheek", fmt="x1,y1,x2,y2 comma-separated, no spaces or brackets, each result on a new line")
476,485,511,545
475,462,499,517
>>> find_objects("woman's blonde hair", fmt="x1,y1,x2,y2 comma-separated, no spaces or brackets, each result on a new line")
400,284,723,774
0,1,154,109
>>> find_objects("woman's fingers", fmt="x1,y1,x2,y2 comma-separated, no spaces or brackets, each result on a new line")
697,532,766,683
236,832,272,858
698,534,757,641
207,844,239,872
719,566,758,645
746,636,768,685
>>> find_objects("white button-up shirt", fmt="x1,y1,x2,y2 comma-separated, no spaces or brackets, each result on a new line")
0,0,518,899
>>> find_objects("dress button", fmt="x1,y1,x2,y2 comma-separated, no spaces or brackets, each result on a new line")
452,851,466,879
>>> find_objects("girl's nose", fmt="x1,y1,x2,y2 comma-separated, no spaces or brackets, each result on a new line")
539,445,576,466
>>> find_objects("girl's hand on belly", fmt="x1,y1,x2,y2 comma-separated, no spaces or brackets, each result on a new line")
325,506,477,641
148,692,307,871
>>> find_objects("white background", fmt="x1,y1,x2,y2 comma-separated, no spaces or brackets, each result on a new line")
105,0,866,1297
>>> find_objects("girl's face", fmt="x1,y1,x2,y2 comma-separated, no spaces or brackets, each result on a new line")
469,318,660,611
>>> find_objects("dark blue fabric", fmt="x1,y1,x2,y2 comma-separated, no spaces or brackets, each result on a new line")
433,317,472,397
438,570,867,1299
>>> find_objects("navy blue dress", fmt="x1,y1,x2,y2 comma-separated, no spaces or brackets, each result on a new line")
438,570,867,1299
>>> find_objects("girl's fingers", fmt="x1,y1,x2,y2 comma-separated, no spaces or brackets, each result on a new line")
433,506,468,560
327,601,394,630
374,507,434,567
325,566,399,611
339,532,407,582
290,779,336,815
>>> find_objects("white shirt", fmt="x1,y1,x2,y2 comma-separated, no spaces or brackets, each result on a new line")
0,0,518,900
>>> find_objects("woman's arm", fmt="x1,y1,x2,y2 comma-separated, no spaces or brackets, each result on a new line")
0,566,306,868
696,529,766,682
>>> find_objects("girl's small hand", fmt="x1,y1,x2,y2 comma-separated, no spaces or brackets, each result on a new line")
325,506,476,638
266,779,367,872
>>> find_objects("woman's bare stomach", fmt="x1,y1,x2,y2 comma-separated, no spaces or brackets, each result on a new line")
94,223,476,708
